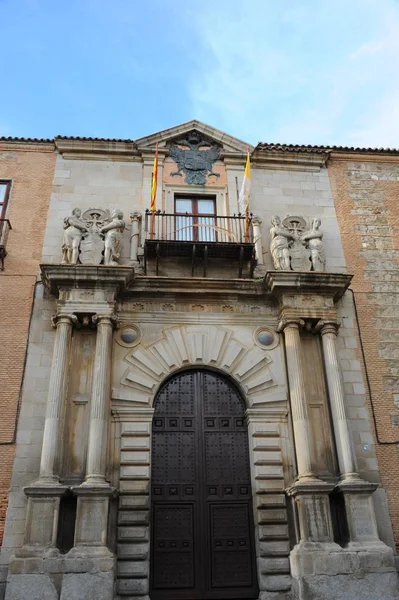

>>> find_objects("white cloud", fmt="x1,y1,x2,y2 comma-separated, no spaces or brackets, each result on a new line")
188,0,399,147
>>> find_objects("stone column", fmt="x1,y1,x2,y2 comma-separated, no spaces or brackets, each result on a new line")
280,319,336,547
23,313,75,548
129,210,141,262
279,319,315,480
39,313,76,483
316,320,358,481
72,313,116,555
316,320,387,549
84,313,116,485
251,215,263,265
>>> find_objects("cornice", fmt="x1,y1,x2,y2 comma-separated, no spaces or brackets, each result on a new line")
54,137,139,161
0,140,55,153
265,271,353,302
40,264,135,296
252,149,328,171
130,276,264,297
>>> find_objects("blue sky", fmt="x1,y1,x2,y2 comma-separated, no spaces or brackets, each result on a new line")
1,0,399,146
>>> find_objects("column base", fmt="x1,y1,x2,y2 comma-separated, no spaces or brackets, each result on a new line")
336,478,382,545
290,542,398,600
72,484,116,549
287,480,337,543
23,485,68,548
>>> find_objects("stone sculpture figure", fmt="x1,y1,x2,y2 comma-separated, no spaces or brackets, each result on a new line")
301,217,325,271
62,208,87,265
100,209,126,266
270,215,294,270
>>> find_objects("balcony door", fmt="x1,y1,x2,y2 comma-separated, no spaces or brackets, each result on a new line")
175,196,216,242
150,369,259,600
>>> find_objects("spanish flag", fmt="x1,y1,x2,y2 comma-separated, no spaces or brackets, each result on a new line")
150,143,158,212
238,150,251,214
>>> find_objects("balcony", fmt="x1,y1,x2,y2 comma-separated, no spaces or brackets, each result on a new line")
143,210,256,278
0,219,12,270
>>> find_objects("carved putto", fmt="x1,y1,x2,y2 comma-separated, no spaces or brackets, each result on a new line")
61,207,126,266
170,131,220,185
270,215,326,272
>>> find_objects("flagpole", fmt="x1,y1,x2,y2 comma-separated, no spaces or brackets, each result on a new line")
244,147,250,242
150,143,158,240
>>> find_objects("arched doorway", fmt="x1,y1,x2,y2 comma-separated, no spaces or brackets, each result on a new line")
150,369,259,600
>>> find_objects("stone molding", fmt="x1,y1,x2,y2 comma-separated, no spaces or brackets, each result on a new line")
252,149,328,171
116,324,287,407
265,271,352,302
41,264,135,296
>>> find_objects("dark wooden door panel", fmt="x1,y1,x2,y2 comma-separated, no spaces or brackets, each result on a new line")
210,504,253,588
152,504,195,590
150,370,258,600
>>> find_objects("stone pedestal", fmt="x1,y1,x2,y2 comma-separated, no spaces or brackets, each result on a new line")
287,480,336,544
22,486,68,549
289,478,398,600
72,485,116,551
336,479,380,546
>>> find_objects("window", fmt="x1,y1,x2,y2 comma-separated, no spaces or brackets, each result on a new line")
0,181,11,218
175,196,216,242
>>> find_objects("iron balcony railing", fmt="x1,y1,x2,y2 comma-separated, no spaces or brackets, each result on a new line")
144,210,254,244
0,219,12,270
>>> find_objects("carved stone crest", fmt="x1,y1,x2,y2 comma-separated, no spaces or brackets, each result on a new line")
170,131,220,185
270,214,326,272
61,207,125,266
282,216,311,271
79,208,110,265
77,208,108,265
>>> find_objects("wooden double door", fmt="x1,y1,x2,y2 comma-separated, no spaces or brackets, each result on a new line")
150,370,258,600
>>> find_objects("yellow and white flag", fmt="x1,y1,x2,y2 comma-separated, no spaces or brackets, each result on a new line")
238,150,251,214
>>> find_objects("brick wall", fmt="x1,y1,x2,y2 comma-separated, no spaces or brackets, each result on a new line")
0,141,55,546
329,154,399,547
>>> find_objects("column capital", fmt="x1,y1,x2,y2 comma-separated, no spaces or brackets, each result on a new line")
51,313,78,329
251,214,262,226
315,319,340,336
92,313,118,329
130,210,142,222
277,318,305,333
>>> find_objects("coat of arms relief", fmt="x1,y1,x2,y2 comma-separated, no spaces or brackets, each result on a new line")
270,215,326,272
61,207,126,266
169,131,221,185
